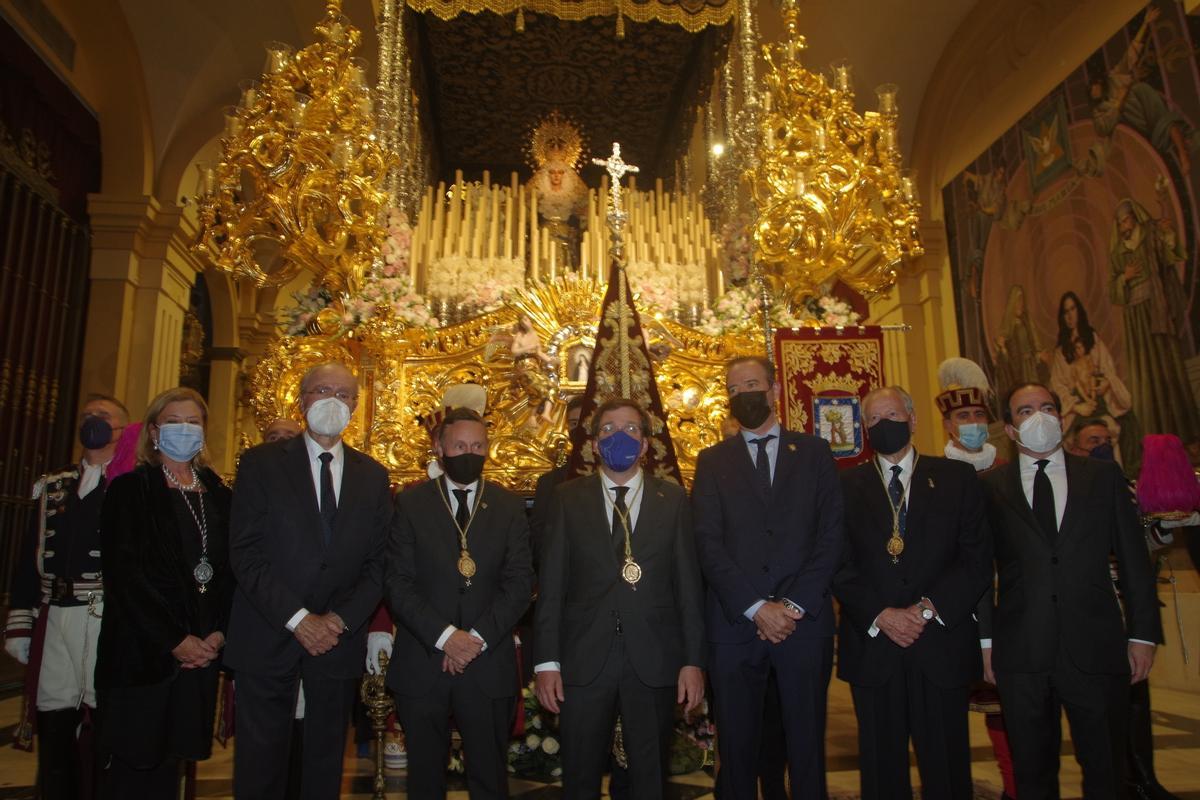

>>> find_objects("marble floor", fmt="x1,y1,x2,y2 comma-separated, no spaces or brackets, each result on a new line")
1,676,1198,799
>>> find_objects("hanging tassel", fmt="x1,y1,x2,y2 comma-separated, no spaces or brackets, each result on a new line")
515,6,525,32
615,0,625,39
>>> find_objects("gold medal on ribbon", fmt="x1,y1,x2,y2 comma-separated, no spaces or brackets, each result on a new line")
621,558,642,587
438,479,485,586
874,453,918,565
886,535,905,558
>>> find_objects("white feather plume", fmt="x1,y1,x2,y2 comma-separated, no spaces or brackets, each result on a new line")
937,357,990,392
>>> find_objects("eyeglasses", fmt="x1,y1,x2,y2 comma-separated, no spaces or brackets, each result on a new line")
598,422,643,437
304,385,357,403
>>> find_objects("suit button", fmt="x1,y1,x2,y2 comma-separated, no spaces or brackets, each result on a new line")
319,563,327,571
1051,556,1059,565
901,578,908,586
762,565,770,573
766,529,774,537
458,588,466,595
1051,594,1058,603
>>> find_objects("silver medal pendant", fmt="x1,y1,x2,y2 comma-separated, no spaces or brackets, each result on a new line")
193,557,214,593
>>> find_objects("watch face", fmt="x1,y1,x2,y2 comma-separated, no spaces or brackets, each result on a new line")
921,607,934,620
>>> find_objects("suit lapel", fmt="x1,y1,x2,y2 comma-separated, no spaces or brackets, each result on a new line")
332,446,365,542
903,455,932,540
769,431,797,503
729,435,769,504
284,436,324,547
1057,454,1083,543
633,475,665,542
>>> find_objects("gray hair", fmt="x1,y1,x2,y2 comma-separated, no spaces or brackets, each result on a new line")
863,385,914,417
299,362,356,393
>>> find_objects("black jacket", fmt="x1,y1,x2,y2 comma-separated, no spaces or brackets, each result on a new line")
224,435,392,679
835,454,992,688
95,464,233,689
534,473,705,688
385,478,533,699
979,453,1163,674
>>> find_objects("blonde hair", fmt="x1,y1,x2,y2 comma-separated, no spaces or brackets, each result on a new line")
137,387,211,467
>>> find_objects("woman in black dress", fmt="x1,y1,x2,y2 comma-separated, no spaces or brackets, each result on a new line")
95,387,233,797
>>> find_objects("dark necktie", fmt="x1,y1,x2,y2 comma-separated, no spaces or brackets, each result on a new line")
751,435,776,490
887,465,907,536
318,452,337,544
611,485,630,555
453,488,471,531
1032,459,1057,538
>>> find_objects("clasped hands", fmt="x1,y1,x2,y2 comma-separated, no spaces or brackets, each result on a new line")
875,600,937,648
754,600,804,644
172,631,224,669
293,612,346,657
441,629,485,675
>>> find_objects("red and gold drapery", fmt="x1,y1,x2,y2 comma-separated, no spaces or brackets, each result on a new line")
405,0,733,32
774,327,887,469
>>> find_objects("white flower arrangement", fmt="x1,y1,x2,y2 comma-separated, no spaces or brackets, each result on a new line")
426,256,524,314
696,285,861,337
626,260,707,316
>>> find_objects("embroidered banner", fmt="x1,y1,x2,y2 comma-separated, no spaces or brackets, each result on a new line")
774,326,887,469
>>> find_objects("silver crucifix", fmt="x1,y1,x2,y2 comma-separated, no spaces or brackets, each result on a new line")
592,142,639,256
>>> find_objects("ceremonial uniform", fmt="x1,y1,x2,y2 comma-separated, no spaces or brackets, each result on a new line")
5,461,109,798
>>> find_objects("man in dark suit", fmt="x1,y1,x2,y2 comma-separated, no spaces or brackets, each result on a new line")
226,362,393,800
529,395,584,562
387,406,533,798
534,398,705,798
836,386,992,800
980,382,1162,800
692,355,844,799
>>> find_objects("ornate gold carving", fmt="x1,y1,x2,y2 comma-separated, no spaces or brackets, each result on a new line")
804,371,863,396
405,0,735,32
247,277,758,490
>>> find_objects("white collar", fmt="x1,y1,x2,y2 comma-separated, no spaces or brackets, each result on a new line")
601,468,643,494
944,440,997,471
303,431,344,461
740,422,782,446
443,476,480,496
1018,447,1065,471
876,446,916,476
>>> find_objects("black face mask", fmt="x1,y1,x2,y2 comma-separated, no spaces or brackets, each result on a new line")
79,416,113,450
730,390,772,430
867,418,911,455
1088,442,1115,462
442,452,485,485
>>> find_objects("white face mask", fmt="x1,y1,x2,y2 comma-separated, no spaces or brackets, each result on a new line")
306,397,351,437
1015,411,1063,453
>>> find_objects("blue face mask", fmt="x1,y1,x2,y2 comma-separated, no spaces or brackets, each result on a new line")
597,430,642,472
157,422,205,463
956,422,989,451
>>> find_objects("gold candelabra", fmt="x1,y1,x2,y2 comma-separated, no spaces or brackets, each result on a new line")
193,0,390,293
360,651,393,799
750,0,922,301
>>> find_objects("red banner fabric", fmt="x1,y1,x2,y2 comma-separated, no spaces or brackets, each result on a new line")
773,327,887,469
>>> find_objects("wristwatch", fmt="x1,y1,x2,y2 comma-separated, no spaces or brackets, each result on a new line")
917,601,934,621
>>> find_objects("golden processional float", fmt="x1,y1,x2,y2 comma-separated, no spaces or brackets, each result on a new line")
193,0,923,492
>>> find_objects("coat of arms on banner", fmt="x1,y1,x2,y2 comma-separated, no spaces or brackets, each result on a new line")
774,326,887,469
813,393,862,458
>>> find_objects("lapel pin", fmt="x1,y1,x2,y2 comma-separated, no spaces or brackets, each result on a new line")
788,443,797,452
928,478,935,488
481,502,488,509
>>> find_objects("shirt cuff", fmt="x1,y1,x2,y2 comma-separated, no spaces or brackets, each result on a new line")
868,613,881,638
285,609,310,632
980,639,992,649
534,662,560,672
744,600,766,621
1129,638,1156,646
434,625,456,651
469,628,487,651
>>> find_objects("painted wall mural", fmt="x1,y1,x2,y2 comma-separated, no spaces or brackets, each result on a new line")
943,0,1200,471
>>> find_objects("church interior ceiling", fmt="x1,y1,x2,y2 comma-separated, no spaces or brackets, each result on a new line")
412,8,731,182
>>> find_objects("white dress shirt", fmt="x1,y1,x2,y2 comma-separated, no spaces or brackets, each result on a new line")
739,424,802,622
535,469,644,674
867,448,943,636
740,423,781,482
435,477,487,652
285,434,346,632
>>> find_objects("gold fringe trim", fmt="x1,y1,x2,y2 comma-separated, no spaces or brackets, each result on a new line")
405,0,733,32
